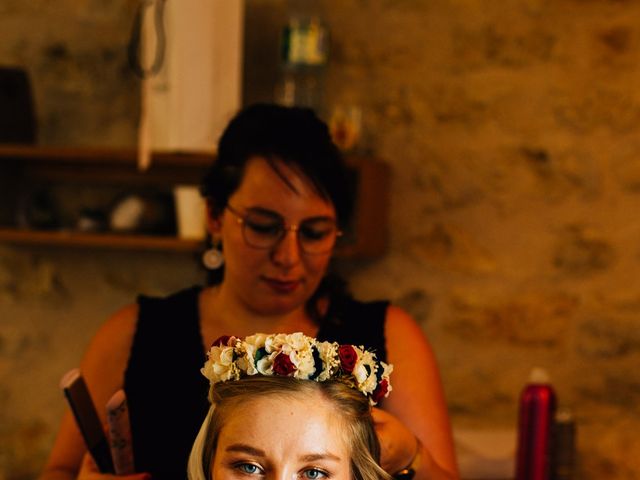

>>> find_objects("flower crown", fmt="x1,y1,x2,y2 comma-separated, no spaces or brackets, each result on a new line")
201,332,393,405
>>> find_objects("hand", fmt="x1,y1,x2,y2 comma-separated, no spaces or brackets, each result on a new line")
372,407,419,474
78,453,151,480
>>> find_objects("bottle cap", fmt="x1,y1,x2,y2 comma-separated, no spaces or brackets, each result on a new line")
556,406,574,423
528,367,550,384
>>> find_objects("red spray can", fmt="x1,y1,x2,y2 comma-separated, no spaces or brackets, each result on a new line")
515,368,557,480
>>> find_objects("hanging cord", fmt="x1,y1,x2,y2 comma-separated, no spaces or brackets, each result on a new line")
127,0,167,79
127,0,167,170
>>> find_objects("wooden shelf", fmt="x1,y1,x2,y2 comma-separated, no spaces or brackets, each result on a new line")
0,228,203,252
0,145,390,258
0,144,213,185
0,144,214,165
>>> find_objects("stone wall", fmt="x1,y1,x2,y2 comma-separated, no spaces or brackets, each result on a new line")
2,0,640,478
0,0,139,147
319,1,640,478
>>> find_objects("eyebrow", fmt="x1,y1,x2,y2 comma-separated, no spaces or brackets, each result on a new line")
245,206,336,223
299,453,341,463
225,444,266,457
224,445,341,463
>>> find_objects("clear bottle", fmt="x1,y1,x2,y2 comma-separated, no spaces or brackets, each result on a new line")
515,367,557,480
551,407,576,480
275,0,328,114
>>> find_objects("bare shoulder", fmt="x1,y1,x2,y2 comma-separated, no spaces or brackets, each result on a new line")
83,303,139,360
385,304,433,351
383,304,443,396
386,304,423,330
79,303,140,407
382,304,458,475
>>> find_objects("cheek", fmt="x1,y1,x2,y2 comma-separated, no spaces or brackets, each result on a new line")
305,253,331,273
221,224,243,254
223,232,264,268
224,251,266,291
304,257,332,288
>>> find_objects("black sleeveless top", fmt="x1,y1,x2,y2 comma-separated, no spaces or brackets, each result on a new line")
124,286,388,479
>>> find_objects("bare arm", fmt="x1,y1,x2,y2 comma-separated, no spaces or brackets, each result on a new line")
378,305,459,480
39,304,140,480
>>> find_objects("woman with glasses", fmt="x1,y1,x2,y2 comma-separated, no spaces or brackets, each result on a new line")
41,104,459,480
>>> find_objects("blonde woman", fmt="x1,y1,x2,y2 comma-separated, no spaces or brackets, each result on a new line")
188,333,393,480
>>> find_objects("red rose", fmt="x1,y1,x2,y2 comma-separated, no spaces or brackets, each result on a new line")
273,352,296,376
338,345,358,373
211,335,232,347
371,379,389,403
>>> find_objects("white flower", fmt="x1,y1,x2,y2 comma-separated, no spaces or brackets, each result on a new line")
244,333,269,350
237,333,269,375
380,362,394,395
292,348,316,379
287,333,314,378
258,332,316,378
316,341,339,381
264,333,289,353
202,346,239,383
256,351,277,375
380,361,393,379
286,332,312,351
353,349,379,394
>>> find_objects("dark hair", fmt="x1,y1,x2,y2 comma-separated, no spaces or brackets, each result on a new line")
201,103,353,225
200,103,354,318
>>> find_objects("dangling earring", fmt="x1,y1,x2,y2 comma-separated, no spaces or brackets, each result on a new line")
202,241,224,270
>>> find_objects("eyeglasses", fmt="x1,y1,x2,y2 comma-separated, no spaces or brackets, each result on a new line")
226,204,342,255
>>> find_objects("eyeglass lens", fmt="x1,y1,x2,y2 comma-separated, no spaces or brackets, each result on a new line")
241,210,338,254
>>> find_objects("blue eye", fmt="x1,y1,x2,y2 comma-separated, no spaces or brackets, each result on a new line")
235,463,263,475
302,468,328,479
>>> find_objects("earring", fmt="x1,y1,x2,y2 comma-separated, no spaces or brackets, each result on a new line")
202,242,224,270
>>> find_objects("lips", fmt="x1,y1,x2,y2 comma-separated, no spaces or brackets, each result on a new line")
262,277,301,293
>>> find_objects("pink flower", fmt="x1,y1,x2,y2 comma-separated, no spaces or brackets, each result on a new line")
273,352,296,376
371,379,389,404
338,345,358,373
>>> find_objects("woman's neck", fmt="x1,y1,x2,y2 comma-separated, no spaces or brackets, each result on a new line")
199,284,319,341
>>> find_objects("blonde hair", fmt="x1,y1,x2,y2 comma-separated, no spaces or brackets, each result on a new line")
188,376,390,480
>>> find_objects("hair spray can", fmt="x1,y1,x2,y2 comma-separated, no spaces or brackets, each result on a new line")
515,368,557,480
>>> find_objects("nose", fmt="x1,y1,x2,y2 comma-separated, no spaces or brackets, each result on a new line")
267,468,297,480
270,227,302,267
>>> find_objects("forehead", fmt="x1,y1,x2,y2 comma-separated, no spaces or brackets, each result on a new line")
230,156,334,214
217,390,349,455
